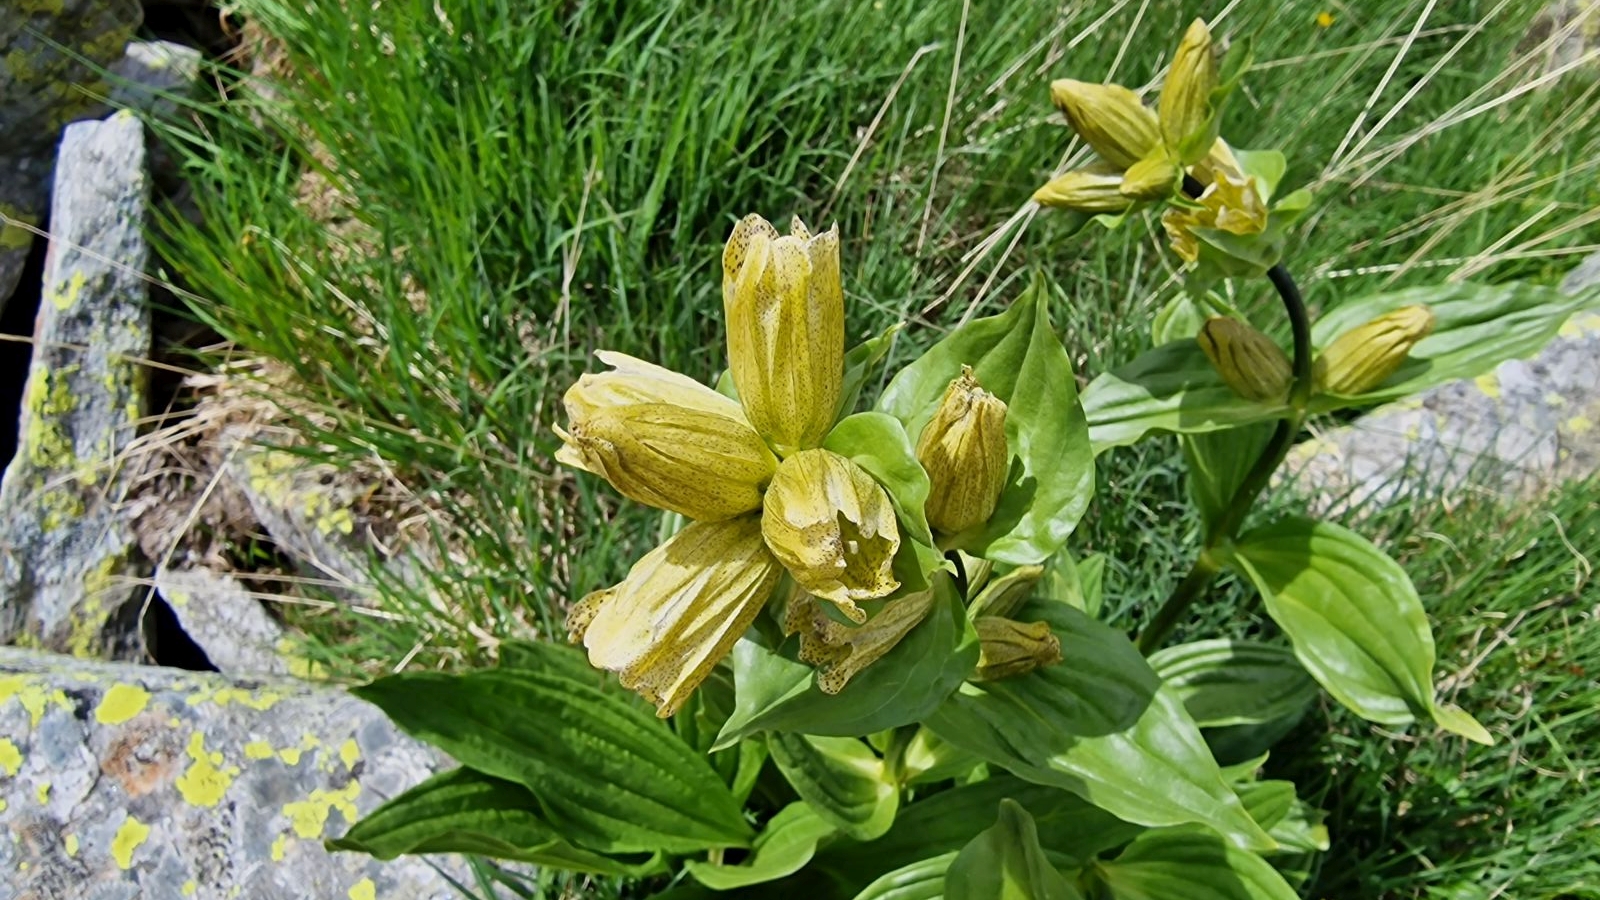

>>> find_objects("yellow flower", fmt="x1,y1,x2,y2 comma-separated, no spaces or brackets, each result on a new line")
1032,164,1135,213
1314,305,1436,395
916,367,1010,536
1120,151,1180,200
1197,317,1293,403
1161,168,1269,263
1158,19,1218,163
723,214,845,456
784,587,938,695
557,353,778,521
1049,80,1161,170
1316,11,1336,28
762,449,902,621
576,517,782,717
972,617,1062,681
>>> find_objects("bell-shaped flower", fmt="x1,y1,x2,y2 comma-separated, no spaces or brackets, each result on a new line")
722,214,845,456
784,587,938,695
1315,305,1436,395
916,366,1010,536
557,352,778,522
1197,317,1293,403
1161,168,1269,263
762,449,901,621
572,516,782,717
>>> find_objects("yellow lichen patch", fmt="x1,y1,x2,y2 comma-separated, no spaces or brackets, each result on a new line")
0,675,72,727
95,683,152,725
1473,372,1501,400
1546,392,1568,408
281,781,362,839
166,589,190,608
0,799,7,812
338,738,361,771
187,686,284,712
175,732,239,807
69,557,126,659
63,834,78,858
1567,415,1594,435
0,738,21,775
111,815,151,869
35,782,50,804
39,489,85,533
244,740,275,760
316,507,355,536
23,366,79,471
1559,313,1600,340
270,833,290,862
49,271,87,311
279,732,320,766
182,880,198,896
349,878,377,900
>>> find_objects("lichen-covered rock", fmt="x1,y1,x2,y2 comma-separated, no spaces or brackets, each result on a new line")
0,114,151,659
1283,255,1600,513
108,40,205,124
0,648,464,899
0,0,141,314
153,566,294,677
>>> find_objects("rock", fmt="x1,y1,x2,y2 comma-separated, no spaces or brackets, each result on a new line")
0,648,465,899
1515,0,1600,81
109,40,205,123
0,0,142,314
153,566,294,677
0,114,152,659
1283,256,1600,514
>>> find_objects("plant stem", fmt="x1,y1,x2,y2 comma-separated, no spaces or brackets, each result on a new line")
1137,182,1316,653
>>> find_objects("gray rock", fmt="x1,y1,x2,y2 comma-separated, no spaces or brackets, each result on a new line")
0,0,141,315
153,566,293,677
0,648,464,899
1283,255,1600,514
109,40,205,123
0,114,152,659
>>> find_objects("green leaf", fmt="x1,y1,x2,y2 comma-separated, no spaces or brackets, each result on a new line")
354,643,753,854
715,579,978,747
838,323,904,420
768,732,898,840
850,853,958,900
1228,516,1491,744
1097,831,1299,900
898,726,981,786
1151,294,1207,345
685,803,837,890
1230,148,1286,200
816,775,1141,888
328,767,665,876
879,273,1095,564
927,602,1275,851
1081,340,1284,454
945,800,1082,900
1182,422,1275,538
1148,639,1318,729
1234,780,1296,832
825,411,934,546
1309,281,1599,407
1077,553,1106,619
1266,800,1330,854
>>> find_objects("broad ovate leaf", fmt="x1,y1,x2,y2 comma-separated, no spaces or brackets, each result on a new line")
879,273,1093,564
768,732,898,840
1097,831,1299,900
1228,516,1491,744
1148,639,1318,729
944,800,1083,900
684,802,837,890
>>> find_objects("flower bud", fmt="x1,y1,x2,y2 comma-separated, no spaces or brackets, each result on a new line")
1120,151,1179,200
762,449,901,621
1049,80,1160,170
916,367,1010,535
557,353,778,521
1314,305,1436,395
966,564,1044,620
1197,317,1292,403
582,516,782,717
1158,19,1219,162
973,617,1062,682
723,214,845,455
784,587,938,694
1033,164,1135,213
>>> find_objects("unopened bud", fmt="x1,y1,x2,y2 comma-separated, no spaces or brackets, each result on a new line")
973,617,1062,681
1158,19,1219,162
916,367,1011,535
1120,151,1179,200
1197,318,1292,403
1033,165,1134,213
966,564,1044,620
1314,305,1436,395
1049,80,1161,170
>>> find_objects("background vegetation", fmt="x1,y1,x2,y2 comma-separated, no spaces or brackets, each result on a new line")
151,0,1599,896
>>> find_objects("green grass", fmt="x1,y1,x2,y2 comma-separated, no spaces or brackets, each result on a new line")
142,0,1600,895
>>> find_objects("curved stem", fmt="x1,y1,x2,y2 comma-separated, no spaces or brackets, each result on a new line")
1137,183,1317,653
